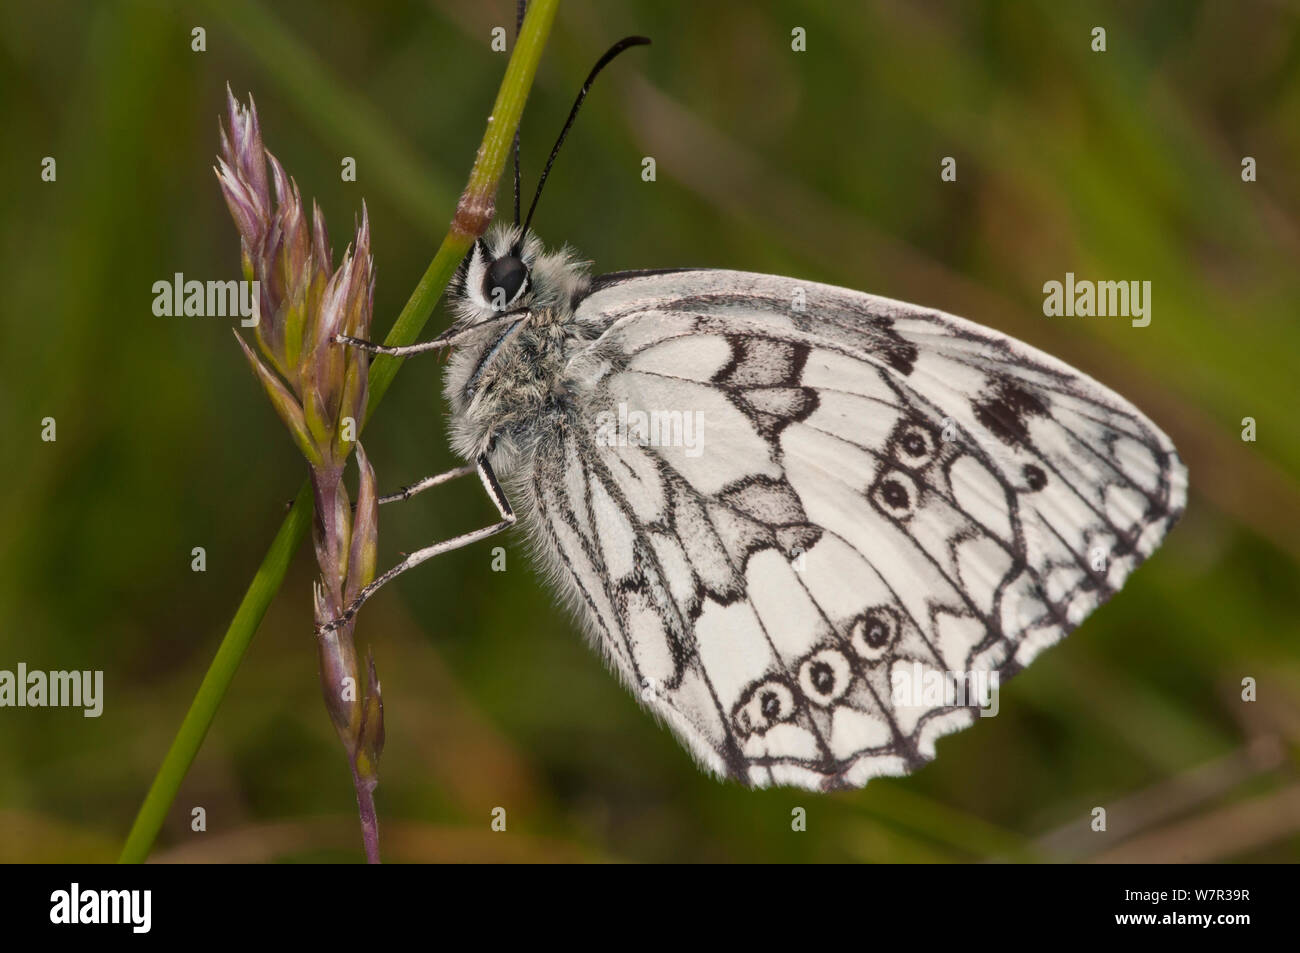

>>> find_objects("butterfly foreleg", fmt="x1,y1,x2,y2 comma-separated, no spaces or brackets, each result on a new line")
335,308,531,358
378,463,477,505
335,332,454,357
316,454,516,634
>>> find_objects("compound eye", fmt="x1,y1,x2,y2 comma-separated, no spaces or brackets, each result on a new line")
482,255,529,310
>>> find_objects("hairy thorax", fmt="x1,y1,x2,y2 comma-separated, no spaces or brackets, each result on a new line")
444,310,583,471
442,224,603,476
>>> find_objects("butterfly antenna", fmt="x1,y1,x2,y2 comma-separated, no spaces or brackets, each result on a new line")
520,35,650,237
512,0,526,226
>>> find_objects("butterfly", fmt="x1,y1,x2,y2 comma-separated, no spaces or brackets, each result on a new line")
331,36,1187,791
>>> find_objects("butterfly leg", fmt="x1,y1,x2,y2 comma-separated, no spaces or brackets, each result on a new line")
335,325,459,357
317,454,515,634
336,309,530,358
378,463,476,505
306,464,476,514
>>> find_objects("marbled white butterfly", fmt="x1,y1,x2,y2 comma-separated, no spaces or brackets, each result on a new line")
329,36,1186,791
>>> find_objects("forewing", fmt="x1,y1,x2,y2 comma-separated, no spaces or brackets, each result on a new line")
525,269,1186,790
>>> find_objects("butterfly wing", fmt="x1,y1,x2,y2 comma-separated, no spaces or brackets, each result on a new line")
522,269,1186,790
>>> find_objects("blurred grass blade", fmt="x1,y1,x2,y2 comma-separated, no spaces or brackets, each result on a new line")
118,0,561,864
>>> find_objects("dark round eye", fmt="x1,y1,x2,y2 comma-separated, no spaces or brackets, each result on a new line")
482,255,528,308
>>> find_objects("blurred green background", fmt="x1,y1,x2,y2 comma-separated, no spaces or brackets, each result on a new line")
2,0,1299,863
